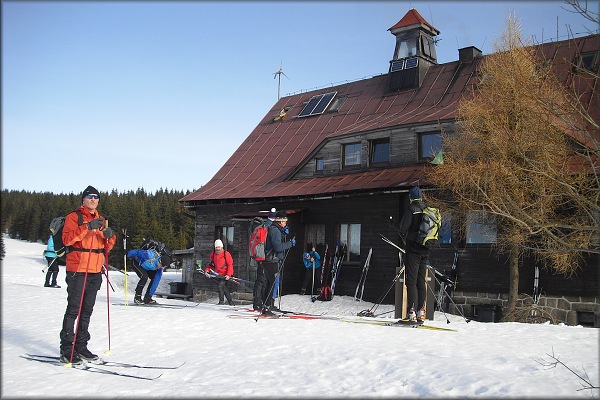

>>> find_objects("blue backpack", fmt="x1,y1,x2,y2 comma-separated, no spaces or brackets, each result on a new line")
127,249,162,270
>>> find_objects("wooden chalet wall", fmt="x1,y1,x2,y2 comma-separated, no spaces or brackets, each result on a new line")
190,194,598,326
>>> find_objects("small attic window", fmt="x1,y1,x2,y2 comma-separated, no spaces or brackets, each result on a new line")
298,92,337,117
328,96,346,113
576,51,598,73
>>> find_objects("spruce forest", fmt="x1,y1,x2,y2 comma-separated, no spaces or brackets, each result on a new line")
0,188,196,269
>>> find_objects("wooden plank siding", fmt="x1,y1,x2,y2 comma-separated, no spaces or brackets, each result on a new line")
190,195,599,305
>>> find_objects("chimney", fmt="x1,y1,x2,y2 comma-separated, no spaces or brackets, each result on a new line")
459,46,483,62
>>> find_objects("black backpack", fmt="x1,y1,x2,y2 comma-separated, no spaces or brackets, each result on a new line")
48,210,83,265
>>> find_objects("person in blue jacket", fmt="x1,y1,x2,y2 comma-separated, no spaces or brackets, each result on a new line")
300,246,321,295
43,235,62,288
128,248,170,305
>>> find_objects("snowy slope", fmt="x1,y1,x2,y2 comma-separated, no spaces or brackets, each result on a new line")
1,236,598,398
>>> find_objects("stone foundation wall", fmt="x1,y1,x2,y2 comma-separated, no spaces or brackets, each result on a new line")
449,291,600,327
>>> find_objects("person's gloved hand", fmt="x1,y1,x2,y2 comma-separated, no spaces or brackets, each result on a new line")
87,218,105,230
283,226,290,235
291,236,296,246
103,227,114,239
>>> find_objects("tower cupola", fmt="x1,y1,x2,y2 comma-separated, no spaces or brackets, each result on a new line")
387,8,440,91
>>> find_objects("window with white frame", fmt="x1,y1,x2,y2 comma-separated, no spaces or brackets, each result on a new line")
339,223,361,262
343,143,361,167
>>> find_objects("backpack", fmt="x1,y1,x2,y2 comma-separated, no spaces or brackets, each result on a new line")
48,210,83,265
248,217,269,264
416,206,442,248
128,249,162,270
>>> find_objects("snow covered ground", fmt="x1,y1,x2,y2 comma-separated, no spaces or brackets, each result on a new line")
2,235,598,398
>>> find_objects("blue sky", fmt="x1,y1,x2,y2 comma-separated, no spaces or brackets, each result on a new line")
3,1,598,195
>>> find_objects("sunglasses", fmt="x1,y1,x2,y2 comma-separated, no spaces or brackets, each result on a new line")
85,194,100,200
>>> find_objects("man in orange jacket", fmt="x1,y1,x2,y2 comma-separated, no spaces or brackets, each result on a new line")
59,185,116,365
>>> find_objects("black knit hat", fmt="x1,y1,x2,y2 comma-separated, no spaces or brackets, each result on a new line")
81,185,100,203
274,211,288,222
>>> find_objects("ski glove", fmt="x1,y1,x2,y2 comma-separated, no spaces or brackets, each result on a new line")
87,217,105,230
291,237,296,246
103,227,114,239
283,226,290,235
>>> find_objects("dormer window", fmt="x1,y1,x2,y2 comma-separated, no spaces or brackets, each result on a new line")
419,132,442,161
370,139,390,164
343,143,362,167
576,51,598,73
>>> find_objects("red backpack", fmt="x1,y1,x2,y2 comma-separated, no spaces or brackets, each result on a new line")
248,217,269,262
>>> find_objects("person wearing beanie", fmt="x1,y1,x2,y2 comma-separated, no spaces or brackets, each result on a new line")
260,210,296,315
398,185,430,324
59,185,116,365
204,239,235,305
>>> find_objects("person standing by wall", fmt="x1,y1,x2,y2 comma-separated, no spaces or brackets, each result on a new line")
252,208,276,310
398,186,430,323
204,239,235,305
300,246,321,295
59,185,116,365
43,235,62,288
261,211,295,315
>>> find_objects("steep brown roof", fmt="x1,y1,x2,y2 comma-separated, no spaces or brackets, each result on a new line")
181,34,599,204
388,8,439,35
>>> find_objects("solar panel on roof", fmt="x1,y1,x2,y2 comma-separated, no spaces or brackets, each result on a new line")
298,91,337,117
405,57,418,69
390,59,405,72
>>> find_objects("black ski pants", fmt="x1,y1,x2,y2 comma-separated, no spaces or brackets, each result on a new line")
132,262,157,299
404,245,429,313
45,256,59,286
212,277,234,305
261,261,279,308
60,272,102,355
301,266,321,294
253,262,267,310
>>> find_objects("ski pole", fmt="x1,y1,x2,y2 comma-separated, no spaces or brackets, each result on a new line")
311,257,315,297
122,228,128,307
358,265,405,317
277,249,290,310
68,231,96,367
104,220,112,355
424,274,451,324
426,263,470,323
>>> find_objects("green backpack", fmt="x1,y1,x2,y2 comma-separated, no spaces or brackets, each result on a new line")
417,206,441,248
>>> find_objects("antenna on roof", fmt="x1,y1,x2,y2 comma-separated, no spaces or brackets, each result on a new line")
273,62,289,100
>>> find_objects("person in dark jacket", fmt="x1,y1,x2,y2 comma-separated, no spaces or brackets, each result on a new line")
43,235,62,288
204,239,235,305
252,208,276,310
59,185,116,365
261,211,295,315
398,186,429,323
